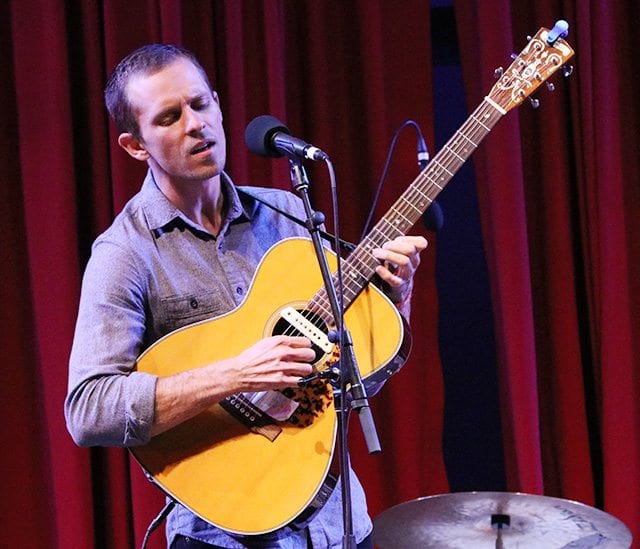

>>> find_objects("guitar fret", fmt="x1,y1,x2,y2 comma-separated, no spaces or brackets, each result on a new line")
386,206,414,226
344,257,372,280
410,183,434,204
399,198,422,216
404,190,433,214
308,298,330,320
370,224,403,243
470,113,491,131
445,145,465,162
430,159,452,177
456,129,478,148
428,180,444,191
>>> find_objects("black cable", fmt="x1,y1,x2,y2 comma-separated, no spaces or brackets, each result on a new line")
140,500,176,549
360,120,428,240
236,187,356,252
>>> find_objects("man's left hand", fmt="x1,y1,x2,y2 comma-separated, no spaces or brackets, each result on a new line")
372,235,428,304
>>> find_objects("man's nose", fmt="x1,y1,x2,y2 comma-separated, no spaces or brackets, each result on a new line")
185,108,206,133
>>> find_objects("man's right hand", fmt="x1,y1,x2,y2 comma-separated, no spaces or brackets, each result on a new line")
151,335,314,437
228,335,315,390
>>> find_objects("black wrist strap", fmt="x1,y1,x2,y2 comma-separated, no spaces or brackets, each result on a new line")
237,187,356,253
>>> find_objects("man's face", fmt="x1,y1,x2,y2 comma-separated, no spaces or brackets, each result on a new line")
124,57,227,187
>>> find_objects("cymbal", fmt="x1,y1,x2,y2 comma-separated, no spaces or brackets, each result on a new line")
373,492,632,548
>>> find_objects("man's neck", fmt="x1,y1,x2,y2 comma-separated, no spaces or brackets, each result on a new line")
153,170,226,236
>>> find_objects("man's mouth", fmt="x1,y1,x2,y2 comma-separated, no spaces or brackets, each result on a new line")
191,142,213,155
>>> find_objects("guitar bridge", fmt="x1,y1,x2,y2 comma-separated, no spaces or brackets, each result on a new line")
220,394,284,442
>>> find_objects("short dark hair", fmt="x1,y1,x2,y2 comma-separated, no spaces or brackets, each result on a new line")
104,44,212,139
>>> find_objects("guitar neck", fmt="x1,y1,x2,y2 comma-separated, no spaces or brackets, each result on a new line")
310,98,505,319
309,22,576,321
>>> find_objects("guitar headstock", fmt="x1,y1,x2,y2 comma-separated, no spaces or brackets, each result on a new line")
488,21,575,113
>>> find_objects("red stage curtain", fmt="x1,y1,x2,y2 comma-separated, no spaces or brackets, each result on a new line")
456,0,640,540
4,0,639,546
1,2,446,547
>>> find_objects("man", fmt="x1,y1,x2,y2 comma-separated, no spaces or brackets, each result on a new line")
65,44,427,548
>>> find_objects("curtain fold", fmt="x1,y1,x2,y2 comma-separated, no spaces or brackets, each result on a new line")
9,1,90,547
454,0,544,494
455,0,640,539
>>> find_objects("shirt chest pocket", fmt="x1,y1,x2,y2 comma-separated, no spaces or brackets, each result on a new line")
160,289,228,331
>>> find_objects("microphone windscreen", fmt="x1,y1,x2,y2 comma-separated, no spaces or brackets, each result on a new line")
245,115,290,158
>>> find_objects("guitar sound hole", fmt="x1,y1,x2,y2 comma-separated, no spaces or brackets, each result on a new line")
272,309,330,364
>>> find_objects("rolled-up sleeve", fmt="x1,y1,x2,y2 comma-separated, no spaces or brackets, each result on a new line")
65,237,157,447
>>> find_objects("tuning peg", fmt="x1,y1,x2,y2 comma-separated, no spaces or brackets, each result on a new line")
529,97,540,109
510,53,518,60
546,81,556,92
562,64,574,77
547,20,569,46
526,35,532,41
494,67,504,79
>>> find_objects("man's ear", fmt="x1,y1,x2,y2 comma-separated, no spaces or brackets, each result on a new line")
118,133,150,161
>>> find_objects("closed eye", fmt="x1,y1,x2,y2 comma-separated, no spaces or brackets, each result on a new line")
155,110,180,126
191,99,210,111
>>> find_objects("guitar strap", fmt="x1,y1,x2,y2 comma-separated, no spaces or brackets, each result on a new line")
236,187,356,253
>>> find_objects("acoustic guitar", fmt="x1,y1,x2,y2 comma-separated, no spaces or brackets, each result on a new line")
131,23,574,536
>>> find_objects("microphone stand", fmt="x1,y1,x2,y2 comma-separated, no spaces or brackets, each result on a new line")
287,157,381,549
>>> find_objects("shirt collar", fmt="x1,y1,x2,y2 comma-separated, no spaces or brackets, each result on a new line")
140,169,253,235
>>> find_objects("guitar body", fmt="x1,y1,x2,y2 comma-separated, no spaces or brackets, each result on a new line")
132,237,409,535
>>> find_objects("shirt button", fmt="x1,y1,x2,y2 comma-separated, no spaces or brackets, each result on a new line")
236,287,244,296
190,298,198,309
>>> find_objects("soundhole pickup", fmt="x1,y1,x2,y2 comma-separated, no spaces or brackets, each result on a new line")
272,306,335,365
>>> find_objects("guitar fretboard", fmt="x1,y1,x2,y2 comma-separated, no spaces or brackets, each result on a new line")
309,98,505,323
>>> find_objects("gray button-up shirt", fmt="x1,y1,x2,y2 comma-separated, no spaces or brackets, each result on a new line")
65,170,372,547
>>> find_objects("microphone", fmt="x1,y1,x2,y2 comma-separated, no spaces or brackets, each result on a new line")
245,115,329,161
417,132,430,170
